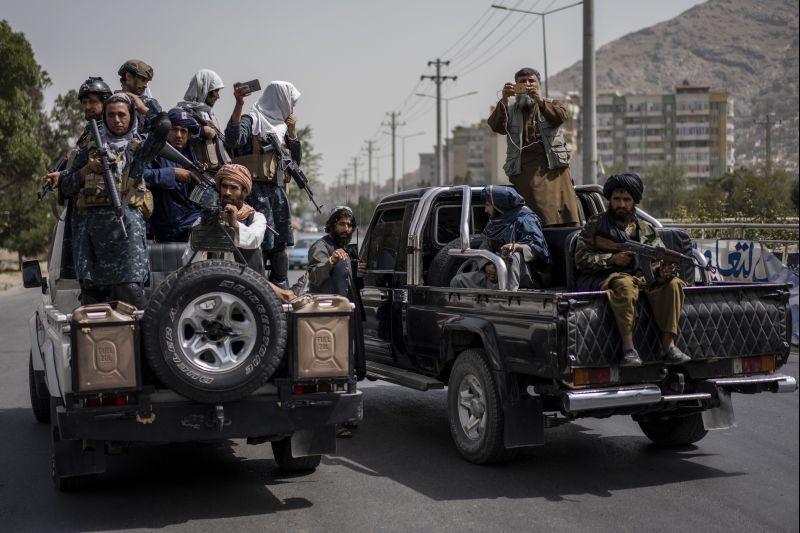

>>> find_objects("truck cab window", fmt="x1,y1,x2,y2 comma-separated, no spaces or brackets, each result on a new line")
366,208,405,271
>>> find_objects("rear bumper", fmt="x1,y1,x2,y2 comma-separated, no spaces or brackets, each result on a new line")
56,391,362,442
562,373,797,414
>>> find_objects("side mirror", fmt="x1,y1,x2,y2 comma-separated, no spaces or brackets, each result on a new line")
22,260,43,289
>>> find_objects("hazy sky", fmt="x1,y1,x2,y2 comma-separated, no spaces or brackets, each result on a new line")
4,0,704,187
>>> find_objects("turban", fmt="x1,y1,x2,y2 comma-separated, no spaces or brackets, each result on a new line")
167,108,199,132
215,164,253,196
603,173,644,204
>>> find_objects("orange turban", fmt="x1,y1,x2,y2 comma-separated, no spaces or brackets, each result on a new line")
215,163,253,196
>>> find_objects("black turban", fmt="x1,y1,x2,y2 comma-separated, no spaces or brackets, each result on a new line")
603,173,643,203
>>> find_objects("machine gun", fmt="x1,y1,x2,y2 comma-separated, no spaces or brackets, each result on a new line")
89,118,128,239
594,235,714,285
37,156,68,201
265,133,323,213
159,142,219,208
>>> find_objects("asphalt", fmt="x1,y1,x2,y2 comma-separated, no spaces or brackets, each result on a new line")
0,284,797,533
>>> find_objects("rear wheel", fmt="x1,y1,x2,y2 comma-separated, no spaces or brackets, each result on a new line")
29,352,50,423
447,348,517,464
636,413,708,447
271,437,322,472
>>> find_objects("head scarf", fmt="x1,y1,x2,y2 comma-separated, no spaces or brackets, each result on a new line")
481,186,550,263
249,81,300,146
101,93,139,178
215,164,255,221
178,69,224,121
603,173,643,204
167,107,199,133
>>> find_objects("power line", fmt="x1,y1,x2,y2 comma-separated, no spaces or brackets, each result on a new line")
448,0,530,64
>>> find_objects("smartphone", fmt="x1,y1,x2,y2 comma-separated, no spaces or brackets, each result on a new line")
238,79,261,93
514,83,527,94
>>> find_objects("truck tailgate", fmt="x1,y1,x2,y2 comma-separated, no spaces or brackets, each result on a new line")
564,283,790,367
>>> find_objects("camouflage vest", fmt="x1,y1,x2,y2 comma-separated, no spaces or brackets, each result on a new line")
232,136,280,183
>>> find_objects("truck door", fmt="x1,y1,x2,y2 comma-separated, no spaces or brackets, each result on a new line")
360,207,408,365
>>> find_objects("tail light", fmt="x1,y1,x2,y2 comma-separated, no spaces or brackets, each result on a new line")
734,355,775,374
572,367,616,386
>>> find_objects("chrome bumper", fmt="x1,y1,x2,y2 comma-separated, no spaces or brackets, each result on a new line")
562,374,797,414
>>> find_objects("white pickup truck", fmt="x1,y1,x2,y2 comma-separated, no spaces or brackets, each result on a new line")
24,217,362,490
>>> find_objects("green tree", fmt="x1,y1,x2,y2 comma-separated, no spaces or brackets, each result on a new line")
0,20,52,266
40,89,83,161
639,163,689,218
286,124,323,218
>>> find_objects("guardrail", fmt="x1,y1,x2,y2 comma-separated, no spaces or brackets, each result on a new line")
660,222,799,264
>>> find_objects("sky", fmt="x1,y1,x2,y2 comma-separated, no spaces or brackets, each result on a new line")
3,0,705,188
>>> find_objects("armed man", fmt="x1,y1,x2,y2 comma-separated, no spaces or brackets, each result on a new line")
59,93,153,308
225,80,302,289
574,173,692,367
145,108,203,242
43,77,114,278
118,59,162,134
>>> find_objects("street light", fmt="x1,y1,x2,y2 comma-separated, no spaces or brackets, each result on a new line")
416,91,478,182
398,131,425,187
491,2,582,97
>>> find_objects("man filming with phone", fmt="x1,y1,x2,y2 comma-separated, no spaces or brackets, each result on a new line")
487,67,580,228
225,79,303,290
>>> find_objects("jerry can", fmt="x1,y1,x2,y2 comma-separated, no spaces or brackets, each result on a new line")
290,295,352,380
70,301,140,393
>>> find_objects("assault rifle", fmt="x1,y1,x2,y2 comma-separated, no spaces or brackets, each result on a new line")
594,235,713,285
37,156,68,201
89,118,127,239
265,133,323,213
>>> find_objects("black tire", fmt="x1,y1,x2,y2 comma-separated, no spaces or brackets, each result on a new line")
447,348,518,464
427,235,483,287
29,352,50,423
271,437,322,472
636,413,708,447
142,260,287,403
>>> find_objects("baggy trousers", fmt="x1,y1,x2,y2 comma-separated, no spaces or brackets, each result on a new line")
602,273,686,336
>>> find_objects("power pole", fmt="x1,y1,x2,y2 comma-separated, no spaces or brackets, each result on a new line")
352,157,360,200
421,59,457,186
581,0,597,184
383,112,403,193
755,114,781,175
363,140,378,200
342,168,350,204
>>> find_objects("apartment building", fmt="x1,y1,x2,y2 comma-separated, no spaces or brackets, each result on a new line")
595,83,734,182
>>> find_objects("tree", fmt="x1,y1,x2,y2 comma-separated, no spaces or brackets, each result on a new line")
639,163,689,218
0,20,52,265
286,124,323,219
40,89,83,161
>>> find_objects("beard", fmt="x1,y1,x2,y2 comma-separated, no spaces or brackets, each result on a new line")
221,194,243,209
331,231,352,248
611,207,635,225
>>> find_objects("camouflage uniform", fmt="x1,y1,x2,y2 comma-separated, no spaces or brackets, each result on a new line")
60,132,149,308
575,212,686,336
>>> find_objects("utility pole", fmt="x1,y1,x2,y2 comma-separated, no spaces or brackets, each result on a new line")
581,0,596,184
383,112,403,193
755,114,781,175
352,157,360,200
342,168,350,204
363,140,378,200
421,59,457,186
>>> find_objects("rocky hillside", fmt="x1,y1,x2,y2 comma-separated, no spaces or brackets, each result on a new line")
549,0,799,173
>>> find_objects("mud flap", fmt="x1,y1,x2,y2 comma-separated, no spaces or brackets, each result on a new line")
701,388,736,430
503,397,545,448
290,424,336,457
53,435,106,478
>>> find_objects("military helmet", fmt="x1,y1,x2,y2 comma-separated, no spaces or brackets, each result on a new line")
78,77,112,102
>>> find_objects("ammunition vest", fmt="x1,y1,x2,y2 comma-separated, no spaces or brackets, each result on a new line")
232,136,288,184
76,139,154,217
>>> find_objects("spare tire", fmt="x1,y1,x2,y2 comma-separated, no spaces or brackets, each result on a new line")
426,235,483,287
142,260,287,403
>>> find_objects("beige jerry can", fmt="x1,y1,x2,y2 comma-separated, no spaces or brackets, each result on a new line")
70,302,140,393
291,295,352,379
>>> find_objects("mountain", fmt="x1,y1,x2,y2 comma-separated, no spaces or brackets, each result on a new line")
548,0,799,173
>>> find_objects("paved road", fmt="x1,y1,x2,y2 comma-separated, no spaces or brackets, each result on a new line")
0,285,797,533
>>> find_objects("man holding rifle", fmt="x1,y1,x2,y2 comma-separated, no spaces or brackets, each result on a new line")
60,93,151,308
574,173,691,367
145,108,203,242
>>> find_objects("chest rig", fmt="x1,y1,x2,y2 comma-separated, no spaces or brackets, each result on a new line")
232,136,290,185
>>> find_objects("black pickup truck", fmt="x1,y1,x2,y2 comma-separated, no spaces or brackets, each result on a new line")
357,185,796,464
